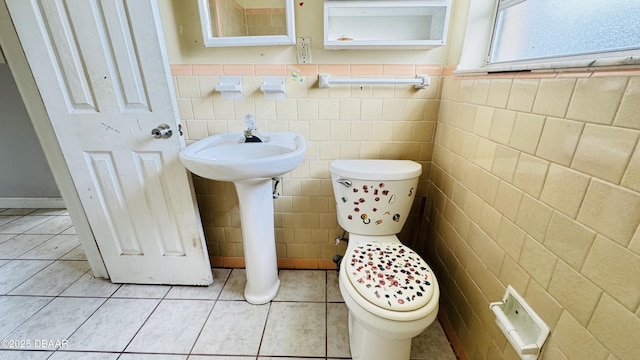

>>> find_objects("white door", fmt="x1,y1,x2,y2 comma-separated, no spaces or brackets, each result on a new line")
6,0,213,285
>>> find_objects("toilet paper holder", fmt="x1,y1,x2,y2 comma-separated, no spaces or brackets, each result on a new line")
490,286,550,360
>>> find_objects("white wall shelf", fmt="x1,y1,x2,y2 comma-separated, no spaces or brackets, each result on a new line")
324,0,452,50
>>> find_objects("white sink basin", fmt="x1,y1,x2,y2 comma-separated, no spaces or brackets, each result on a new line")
179,132,306,305
179,132,306,182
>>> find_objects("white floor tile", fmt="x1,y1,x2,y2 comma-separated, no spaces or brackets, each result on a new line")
9,261,90,296
4,297,105,350
0,260,8,267
0,234,15,244
65,298,159,352
29,209,67,216
218,269,246,300
0,234,53,259
327,302,351,358
0,217,19,228
0,209,36,216
59,246,86,261
17,235,80,260
120,355,187,360
410,320,457,360
166,268,231,300
273,270,326,302
0,296,52,339
112,284,171,299
24,216,73,235
0,351,52,359
260,302,326,357
60,273,121,298
192,300,269,356
0,260,53,295
47,352,119,360
326,271,344,302
188,357,254,360
60,226,76,235
126,299,214,354
0,216,54,234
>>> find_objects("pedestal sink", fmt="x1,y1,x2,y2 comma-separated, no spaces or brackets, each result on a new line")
179,132,306,304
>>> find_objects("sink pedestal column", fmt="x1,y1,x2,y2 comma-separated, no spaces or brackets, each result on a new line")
233,178,280,304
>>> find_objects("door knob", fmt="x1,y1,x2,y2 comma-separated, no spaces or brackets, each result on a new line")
151,124,172,139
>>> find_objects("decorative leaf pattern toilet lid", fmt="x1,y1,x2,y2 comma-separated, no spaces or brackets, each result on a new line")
346,242,434,311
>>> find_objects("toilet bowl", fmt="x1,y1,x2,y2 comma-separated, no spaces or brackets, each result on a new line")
330,159,440,360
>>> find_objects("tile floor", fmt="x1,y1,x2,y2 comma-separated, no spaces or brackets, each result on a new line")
0,208,457,360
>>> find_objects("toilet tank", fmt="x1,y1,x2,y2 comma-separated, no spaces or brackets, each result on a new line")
330,160,422,236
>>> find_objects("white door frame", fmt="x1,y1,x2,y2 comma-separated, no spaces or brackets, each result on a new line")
0,0,107,277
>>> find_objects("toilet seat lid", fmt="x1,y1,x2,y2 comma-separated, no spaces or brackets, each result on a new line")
345,242,435,312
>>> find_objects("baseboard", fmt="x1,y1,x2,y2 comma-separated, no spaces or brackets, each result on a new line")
210,256,339,270
0,197,65,208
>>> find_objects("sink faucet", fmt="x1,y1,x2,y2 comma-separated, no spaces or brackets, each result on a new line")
241,114,268,143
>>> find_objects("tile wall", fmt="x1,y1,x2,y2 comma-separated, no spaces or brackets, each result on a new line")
426,69,640,360
171,63,442,268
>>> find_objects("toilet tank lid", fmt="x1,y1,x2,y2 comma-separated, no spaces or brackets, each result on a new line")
330,160,422,181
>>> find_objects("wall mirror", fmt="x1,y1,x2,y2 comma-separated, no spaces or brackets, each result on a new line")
198,0,296,47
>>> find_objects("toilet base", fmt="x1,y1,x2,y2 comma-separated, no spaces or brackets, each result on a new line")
349,311,412,360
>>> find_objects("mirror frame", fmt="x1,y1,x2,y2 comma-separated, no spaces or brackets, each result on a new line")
198,0,296,47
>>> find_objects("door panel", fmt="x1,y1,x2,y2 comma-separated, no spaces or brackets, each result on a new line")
7,0,212,285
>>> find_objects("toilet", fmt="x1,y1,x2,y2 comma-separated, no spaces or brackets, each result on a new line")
330,159,440,360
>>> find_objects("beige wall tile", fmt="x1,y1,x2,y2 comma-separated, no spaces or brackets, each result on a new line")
535,117,583,167
191,98,213,120
630,227,640,257
572,124,639,184
544,212,596,270
381,99,405,120
318,99,339,120
498,256,530,295
297,99,319,120
491,145,519,182
479,203,502,240
197,76,219,97
614,77,640,129
212,99,235,120
471,79,491,105
476,170,500,205
457,79,475,103
516,195,553,242
540,164,591,218
494,181,523,223
525,280,563,330
495,218,526,261
254,99,277,120
578,179,640,247
360,99,383,120
475,138,497,171
588,294,640,360
567,77,628,125
583,236,640,311
473,106,495,137
509,113,545,155
548,261,602,326
404,99,427,121
553,311,609,360
176,98,193,121
532,78,576,118
176,76,200,98
507,78,539,112
489,109,516,145
512,154,549,198
621,145,640,193
518,235,558,287
486,79,512,108
339,99,361,120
